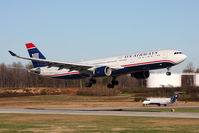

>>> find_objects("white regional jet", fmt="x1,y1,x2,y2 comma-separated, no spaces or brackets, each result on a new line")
9,43,187,88
142,92,183,106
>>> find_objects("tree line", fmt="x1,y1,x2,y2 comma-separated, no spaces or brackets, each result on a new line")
0,62,142,89
0,62,198,89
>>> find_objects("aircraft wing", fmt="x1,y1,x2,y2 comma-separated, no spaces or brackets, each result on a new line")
8,51,94,72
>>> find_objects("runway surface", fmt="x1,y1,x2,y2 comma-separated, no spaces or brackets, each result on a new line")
0,106,199,118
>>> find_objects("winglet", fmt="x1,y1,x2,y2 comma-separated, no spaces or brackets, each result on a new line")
8,51,17,56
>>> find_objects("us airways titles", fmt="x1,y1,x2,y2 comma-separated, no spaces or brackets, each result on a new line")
124,51,158,59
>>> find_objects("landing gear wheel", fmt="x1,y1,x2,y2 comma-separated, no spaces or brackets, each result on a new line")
166,72,171,76
107,77,119,88
112,80,119,86
91,79,96,84
85,77,96,87
107,84,114,88
85,83,92,87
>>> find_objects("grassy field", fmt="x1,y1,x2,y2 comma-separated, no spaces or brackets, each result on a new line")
0,95,199,132
0,94,199,109
0,94,140,108
0,114,199,133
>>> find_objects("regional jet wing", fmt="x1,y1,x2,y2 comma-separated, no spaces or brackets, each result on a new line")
8,51,94,72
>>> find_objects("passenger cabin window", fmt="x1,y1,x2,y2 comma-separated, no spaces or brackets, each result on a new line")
174,52,182,55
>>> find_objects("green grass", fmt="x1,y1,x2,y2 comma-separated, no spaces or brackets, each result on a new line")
0,94,132,102
0,114,199,133
124,108,199,113
0,94,134,108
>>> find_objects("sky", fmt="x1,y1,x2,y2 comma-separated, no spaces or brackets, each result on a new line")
0,0,199,72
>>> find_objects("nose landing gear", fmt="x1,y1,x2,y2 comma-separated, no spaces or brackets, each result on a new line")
166,72,171,76
166,67,171,76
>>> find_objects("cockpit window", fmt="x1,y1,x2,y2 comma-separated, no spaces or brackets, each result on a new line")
174,52,182,55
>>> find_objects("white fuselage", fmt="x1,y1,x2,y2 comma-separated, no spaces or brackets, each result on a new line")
142,98,172,106
32,49,187,79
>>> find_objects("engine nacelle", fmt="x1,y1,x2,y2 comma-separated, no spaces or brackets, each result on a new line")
94,66,112,77
131,71,150,79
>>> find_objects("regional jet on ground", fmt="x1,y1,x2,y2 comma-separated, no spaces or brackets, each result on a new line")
9,43,187,88
142,92,183,106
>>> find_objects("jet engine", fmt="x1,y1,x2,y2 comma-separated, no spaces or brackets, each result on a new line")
131,71,150,79
94,66,112,77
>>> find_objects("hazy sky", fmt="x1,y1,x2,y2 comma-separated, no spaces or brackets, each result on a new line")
0,0,199,72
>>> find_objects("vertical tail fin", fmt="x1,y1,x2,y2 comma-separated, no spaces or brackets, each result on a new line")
171,92,181,103
26,43,46,68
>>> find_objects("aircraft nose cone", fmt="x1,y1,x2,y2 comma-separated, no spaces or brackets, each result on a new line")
177,54,187,64
174,54,187,64
182,54,187,61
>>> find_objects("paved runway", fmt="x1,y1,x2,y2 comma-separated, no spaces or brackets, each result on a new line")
0,106,199,118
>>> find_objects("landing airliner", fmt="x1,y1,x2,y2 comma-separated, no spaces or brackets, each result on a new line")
9,43,187,88
142,92,183,106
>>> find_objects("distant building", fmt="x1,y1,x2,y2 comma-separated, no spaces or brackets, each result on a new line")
147,73,199,88
147,73,181,88
194,74,199,87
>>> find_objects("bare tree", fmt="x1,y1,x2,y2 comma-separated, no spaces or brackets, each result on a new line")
196,68,199,73
183,62,195,73
0,62,143,89
182,62,195,86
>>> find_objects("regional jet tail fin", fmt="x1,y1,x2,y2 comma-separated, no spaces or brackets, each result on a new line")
25,43,47,68
171,91,184,103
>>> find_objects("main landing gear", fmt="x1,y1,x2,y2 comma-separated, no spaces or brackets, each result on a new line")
107,77,119,88
85,78,96,87
85,76,119,88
